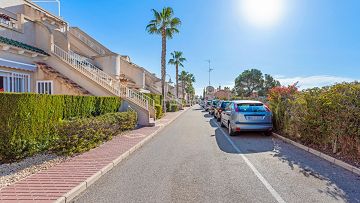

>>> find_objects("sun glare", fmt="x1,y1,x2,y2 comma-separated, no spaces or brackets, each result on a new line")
241,0,285,27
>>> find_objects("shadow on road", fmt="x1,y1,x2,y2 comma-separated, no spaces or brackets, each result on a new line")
211,119,274,154
206,117,360,202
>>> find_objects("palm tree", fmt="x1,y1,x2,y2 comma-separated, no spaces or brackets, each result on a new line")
179,71,196,103
179,71,188,101
146,7,181,112
168,51,186,98
185,73,195,103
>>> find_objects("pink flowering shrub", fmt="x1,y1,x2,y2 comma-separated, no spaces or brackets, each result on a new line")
269,82,360,162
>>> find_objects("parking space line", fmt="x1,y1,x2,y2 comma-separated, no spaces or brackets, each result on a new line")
213,119,286,203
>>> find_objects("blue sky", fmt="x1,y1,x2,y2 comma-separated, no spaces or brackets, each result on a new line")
37,0,360,94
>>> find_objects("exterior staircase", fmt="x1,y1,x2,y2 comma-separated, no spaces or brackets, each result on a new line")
69,27,107,56
51,43,156,126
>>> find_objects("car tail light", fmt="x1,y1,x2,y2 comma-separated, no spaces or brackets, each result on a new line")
264,105,271,112
234,104,239,112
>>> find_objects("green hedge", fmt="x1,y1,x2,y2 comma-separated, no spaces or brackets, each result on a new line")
144,93,163,105
155,104,163,119
53,111,137,155
0,93,122,162
145,93,164,117
169,104,179,112
166,101,179,112
268,82,360,160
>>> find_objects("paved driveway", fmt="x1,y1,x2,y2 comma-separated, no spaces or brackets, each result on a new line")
74,105,360,203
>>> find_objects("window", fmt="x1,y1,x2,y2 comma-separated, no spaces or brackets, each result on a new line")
237,103,267,112
36,81,53,94
225,102,233,111
0,71,31,93
221,101,230,109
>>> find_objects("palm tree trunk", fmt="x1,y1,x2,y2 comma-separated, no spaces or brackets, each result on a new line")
161,28,167,113
176,64,179,98
182,82,185,103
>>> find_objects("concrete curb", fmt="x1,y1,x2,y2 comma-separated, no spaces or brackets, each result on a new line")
57,107,191,203
273,132,360,176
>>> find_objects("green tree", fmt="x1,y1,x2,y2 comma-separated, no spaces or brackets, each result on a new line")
146,7,181,112
234,69,264,97
234,69,281,97
168,51,186,98
179,71,188,100
185,73,196,100
179,71,196,102
259,74,281,96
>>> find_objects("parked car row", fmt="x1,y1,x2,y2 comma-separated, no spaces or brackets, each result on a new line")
201,99,273,136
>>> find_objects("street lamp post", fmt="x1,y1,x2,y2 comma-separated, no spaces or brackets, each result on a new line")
206,60,214,86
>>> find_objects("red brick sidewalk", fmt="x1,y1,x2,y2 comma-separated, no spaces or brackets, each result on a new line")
0,108,189,203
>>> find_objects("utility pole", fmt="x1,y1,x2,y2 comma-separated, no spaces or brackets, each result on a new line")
206,60,213,86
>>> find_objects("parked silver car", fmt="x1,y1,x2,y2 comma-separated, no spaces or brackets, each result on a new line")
221,100,273,136
208,100,219,115
204,100,212,111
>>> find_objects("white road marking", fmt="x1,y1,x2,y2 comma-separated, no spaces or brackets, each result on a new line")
213,120,286,203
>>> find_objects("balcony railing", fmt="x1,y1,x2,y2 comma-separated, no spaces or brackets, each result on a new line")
0,17,18,30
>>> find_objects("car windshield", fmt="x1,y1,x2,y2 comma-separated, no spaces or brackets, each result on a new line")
237,103,267,112
207,101,211,105
221,102,230,108
212,101,218,105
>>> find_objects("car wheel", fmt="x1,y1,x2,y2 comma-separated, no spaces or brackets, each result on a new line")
217,116,221,122
220,120,225,127
264,131,273,136
228,123,235,136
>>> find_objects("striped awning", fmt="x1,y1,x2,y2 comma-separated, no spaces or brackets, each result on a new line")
0,58,36,72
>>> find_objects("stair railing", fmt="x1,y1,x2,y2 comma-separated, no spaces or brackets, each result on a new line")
51,44,155,118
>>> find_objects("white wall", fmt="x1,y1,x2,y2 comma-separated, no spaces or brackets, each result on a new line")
35,22,53,52
95,54,120,78
0,0,25,14
120,59,144,89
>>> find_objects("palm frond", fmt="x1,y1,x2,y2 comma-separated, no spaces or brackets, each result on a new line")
152,9,161,22
163,7,174,19
168,58,175,65
147,25,161,34
170,17,182,28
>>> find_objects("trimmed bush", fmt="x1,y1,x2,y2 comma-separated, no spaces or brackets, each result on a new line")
155,104,163,119
144,93,163,105
169,104,179,112
166,101,180,112
0,93,121,162
268,82,360,162
53,111,137,155
145,93,164,117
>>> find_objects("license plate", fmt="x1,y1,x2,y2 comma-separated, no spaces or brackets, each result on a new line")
246,116,263,120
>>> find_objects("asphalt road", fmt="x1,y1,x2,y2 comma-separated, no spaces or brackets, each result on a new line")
74,105,360,203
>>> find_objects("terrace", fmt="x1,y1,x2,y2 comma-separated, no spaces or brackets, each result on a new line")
0,9,18,30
